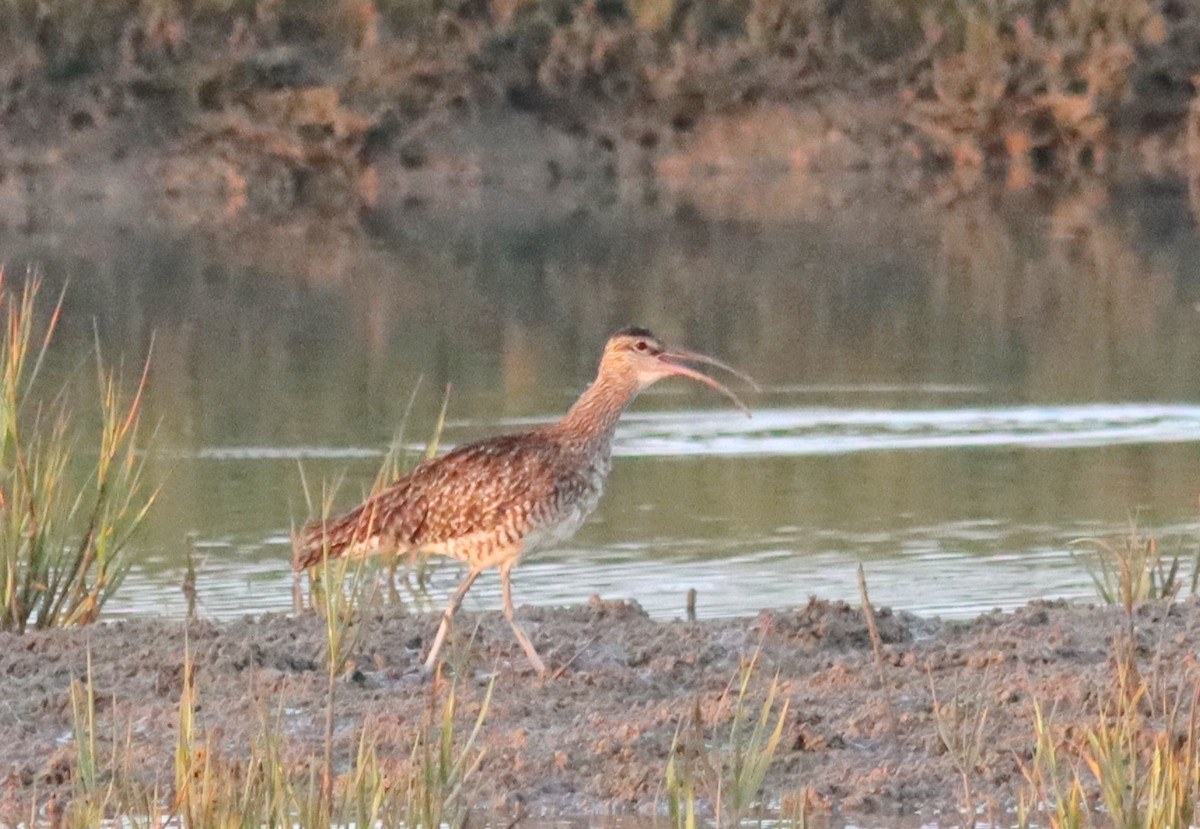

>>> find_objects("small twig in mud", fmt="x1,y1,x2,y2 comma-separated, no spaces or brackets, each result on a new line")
551,636,599,680
182,533,199,621
686,588,697,622
857,564,895,730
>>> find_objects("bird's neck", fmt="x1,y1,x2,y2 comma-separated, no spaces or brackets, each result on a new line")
552,371,640,446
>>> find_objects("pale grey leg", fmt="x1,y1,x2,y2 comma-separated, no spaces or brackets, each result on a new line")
423,567,483,672
292,569,304,613
500,561,547,678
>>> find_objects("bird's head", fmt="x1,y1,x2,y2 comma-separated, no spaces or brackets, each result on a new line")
600,327,758,415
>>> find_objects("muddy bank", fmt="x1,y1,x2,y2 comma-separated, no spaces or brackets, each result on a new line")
1,595,1197,821
4,0,1200,228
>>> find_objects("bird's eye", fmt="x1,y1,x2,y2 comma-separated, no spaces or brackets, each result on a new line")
635,340,648,351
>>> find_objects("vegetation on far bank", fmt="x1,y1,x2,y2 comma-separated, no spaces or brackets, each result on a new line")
3,0,1200,216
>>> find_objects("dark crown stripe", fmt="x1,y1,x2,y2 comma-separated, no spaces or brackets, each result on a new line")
614,326,656,338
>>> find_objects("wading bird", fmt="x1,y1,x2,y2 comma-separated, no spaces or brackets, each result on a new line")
292,328,755,678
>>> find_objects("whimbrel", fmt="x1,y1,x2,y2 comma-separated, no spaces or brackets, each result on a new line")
292,328,755,677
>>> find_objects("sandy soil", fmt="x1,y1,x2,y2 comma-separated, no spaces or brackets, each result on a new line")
1,594,1197,823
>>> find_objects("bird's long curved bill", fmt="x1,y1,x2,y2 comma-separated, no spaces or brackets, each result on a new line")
659,348,758,417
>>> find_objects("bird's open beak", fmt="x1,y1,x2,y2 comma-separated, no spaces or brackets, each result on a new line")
657,348,759,417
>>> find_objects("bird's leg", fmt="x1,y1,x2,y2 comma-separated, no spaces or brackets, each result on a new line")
500,561,547,679
423,566,483,672
292,569,304,613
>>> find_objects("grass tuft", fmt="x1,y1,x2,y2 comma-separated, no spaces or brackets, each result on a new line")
0,270,159,633
1020,656,1200,829
930,668,990,828
1071,520,1197,616
405,674,493,827
665,647,791,827
65,637,492,828
1018,699,1089,829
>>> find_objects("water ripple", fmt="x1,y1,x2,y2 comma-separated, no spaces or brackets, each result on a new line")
175,403,1200,461
613,403,1200,457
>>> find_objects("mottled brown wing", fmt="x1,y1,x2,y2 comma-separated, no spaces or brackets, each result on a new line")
292,432,563,570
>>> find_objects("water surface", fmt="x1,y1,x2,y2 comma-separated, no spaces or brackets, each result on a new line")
4,183,1200,621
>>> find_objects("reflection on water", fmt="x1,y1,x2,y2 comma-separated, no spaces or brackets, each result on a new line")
4,183,1200,620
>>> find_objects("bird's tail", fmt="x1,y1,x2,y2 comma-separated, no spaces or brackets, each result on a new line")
290,521,331,572
290,499,390,571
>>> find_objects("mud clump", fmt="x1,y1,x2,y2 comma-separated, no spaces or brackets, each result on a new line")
1,597,1198,820
757,597,915,649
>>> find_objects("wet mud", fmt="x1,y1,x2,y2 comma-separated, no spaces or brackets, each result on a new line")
2,595,1197,822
